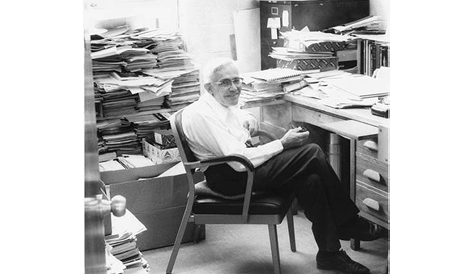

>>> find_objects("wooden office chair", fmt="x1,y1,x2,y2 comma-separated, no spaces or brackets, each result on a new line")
166,109,297,274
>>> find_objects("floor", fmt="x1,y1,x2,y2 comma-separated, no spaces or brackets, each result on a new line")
141,212,389,274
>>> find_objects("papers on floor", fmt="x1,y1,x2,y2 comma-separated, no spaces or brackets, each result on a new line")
105,210,149,273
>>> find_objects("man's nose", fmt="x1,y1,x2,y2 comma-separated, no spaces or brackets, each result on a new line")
229,81,239,90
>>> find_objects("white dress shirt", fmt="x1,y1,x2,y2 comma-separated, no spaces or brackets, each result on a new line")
181,92,284,172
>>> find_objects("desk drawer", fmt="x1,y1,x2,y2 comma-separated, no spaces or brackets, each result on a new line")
356,181,389,224
357,137,379,159
356,152,389,193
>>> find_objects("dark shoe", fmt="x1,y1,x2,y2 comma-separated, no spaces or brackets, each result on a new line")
338,217,385,241
317,250,370,274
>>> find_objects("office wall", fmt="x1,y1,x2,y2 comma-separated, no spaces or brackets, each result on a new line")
370,0,390,31
178,0,259,68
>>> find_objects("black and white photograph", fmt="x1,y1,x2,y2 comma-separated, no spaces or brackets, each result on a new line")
5,1,473,274
84,1,390,274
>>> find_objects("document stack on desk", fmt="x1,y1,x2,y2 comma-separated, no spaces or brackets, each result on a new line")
239,68,309,105
323,74,389,99
291,70,389,109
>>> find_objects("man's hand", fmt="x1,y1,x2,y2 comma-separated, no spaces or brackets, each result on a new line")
280,127,310,149
243,119,258,136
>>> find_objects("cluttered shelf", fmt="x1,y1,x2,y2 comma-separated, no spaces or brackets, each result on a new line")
95,108,174,122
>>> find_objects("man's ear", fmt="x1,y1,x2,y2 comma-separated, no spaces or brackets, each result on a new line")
204,83,212,94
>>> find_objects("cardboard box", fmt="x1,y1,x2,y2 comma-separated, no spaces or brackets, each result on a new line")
109,162,206,251
134,206,205,251
154,129,176,149
142,139,181,165
100,162,176,185
276,57,338,71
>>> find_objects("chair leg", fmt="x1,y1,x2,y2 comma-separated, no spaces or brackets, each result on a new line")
268,224,281,274
166,203,193,274
286,208,296,252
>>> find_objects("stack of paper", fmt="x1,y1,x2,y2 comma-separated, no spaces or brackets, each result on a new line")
97,119,141,157
322,74,389,99
99,159,126,172
270,47,334,61
165,70,200,109
91,26,200,119
117,155,155,168
106,210,149,271
291,71,388,109
125,113,171,140
327,15,386,35
238,69,303,105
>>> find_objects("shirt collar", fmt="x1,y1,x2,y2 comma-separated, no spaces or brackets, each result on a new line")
201,91,239,118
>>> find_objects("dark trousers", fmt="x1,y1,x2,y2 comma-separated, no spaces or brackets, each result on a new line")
204,143,359,252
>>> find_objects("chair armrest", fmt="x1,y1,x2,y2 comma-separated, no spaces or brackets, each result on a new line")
185,154,256,223
201,155,255,171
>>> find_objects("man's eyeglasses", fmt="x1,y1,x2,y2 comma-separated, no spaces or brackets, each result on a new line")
214,77,244,88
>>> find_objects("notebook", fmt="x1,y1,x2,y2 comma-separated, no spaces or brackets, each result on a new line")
248,68,307,82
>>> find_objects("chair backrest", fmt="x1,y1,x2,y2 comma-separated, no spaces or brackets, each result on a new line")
170,109,198,164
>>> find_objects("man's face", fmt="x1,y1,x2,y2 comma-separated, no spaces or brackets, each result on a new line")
207,63,241,107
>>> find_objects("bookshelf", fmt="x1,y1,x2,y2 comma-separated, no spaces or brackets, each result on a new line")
356,37,390,76
90,25,200,165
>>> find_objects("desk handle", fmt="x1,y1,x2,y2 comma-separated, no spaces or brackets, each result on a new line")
363,169,381,183
363,140,378,151
363,198,380,211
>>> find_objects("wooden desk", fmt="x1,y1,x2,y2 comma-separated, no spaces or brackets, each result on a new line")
257,94,390,250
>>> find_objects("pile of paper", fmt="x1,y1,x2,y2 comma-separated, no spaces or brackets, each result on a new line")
326,15,386,35
124,113,171,140
291,70,389,109
105,210,149,273
167,69,200,110
91,26,200,118
96,119,141,158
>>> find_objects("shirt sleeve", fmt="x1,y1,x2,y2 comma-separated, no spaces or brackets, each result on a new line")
183,110,283,172
234,108,259,132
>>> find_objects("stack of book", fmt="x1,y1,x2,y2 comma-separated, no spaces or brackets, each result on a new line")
239,68,311,105
105,210,149,273
96,112,172,162
168,69,200,110
91,26,199,118
124,113,171,141
97,119,141,159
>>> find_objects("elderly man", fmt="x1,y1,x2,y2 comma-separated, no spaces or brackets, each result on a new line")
181,57,382,274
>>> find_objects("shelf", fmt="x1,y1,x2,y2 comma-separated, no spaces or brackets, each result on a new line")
96,108,174,121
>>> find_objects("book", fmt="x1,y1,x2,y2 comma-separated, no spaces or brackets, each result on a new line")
248,68,306,82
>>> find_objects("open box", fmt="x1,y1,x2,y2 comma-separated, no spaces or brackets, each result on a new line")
107,162,205,251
